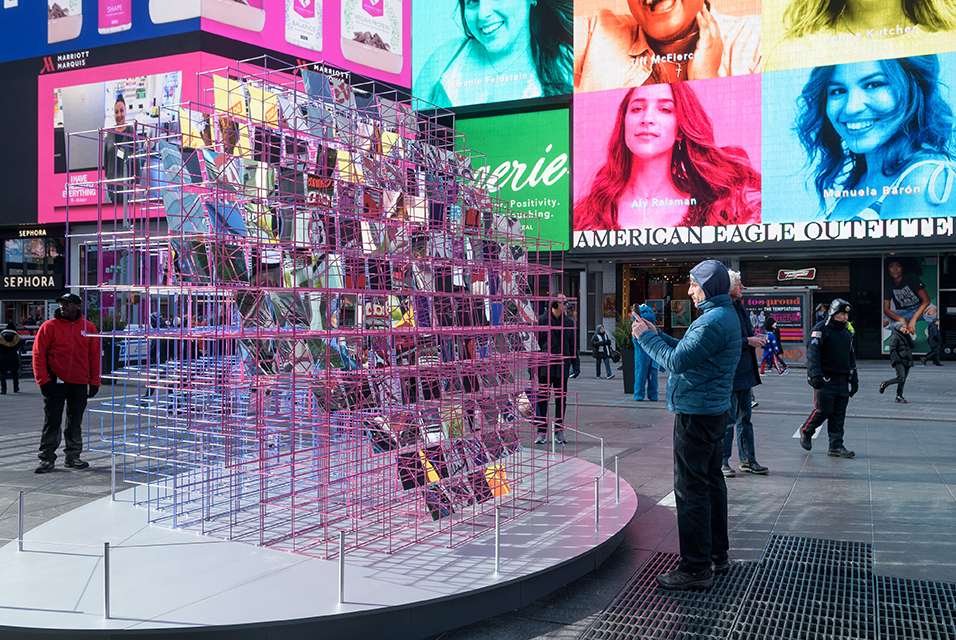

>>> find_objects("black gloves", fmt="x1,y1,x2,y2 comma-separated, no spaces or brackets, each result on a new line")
40,381,55,397
88,385,99,398
809,375,824,389
849,371,859,397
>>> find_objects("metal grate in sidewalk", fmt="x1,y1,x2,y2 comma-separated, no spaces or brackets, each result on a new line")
581,552,756,640
877,576,956,640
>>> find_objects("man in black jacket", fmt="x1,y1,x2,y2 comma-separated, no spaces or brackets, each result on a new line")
922,318,943,366
722,271,768,477
534,295,578,446
799,299,858,458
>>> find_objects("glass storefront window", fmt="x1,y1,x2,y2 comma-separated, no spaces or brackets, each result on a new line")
3,238,65,279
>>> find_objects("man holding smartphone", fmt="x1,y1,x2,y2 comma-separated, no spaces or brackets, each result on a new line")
632,260,740,590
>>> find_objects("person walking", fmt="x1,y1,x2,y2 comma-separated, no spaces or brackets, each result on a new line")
799,299,858,459
0,322,25,394
590,325,614,379
633,304,660,402
33,293,101,474
722,271,768,478
880,326,914,403
632,260,741,591
922,318,943,366
534,296,578,446
760,318,790,375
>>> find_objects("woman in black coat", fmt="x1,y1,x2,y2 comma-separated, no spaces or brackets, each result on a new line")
590,325,614,379
0,322,24,394
880,326,915,403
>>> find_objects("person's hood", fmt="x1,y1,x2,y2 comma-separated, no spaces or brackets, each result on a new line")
0,331,20,348
892,327,915,343
763,317,776,331
690,260,730,299
639,304,656,323
595,324,604,333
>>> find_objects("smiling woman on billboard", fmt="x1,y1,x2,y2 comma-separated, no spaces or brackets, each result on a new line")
413,0,573,107
574,81,760,230
794,54,956,221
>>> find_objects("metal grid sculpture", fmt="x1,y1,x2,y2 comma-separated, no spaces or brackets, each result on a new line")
73,58,573,558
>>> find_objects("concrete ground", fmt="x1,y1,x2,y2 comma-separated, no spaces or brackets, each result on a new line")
1,358,954,639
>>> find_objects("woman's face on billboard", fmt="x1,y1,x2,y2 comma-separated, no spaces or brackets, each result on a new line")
623,84,680,160
825,62,904,156
463,0,532,57
627,0,706,42
114,99,126,126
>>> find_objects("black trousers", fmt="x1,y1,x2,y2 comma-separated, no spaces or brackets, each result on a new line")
536,372,569,433
674,412,729,574
883,363,910,396
925,347,941,365
800,377,850,450
39,383,88,462
0,365,18,392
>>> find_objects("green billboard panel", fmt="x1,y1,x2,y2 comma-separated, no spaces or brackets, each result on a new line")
457,109,569,251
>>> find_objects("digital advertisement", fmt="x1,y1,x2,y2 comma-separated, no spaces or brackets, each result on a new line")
573,0,762,94
412,0,573,108
881,255,939,354
37,52,230,224
0,0,198,64
456,108,570,250
573,74,762,233
764,0,956,71
742,288,810,365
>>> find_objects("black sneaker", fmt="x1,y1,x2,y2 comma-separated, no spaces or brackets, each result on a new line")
740,460,769,474
721,463,736,478
827,447,855,458
64,458,90,469
712,559,731,575
34,460,55,474
656,567,714,590
800,429,812,451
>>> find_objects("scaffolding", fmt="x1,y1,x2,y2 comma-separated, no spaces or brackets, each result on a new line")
72,58,572,559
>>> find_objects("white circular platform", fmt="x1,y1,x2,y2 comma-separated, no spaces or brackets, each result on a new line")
0,455,636,639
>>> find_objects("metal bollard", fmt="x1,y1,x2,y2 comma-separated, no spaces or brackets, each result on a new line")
18,491,24,552
494,507,501,575
594,477,600,534
338,531,345,605
111,454,116,502
600,438,605,478
104,542,111,620
615,456,620,504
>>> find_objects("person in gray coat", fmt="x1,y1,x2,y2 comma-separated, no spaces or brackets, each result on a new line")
633,260,741,591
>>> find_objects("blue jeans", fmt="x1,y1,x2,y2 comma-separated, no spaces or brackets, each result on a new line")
723,388,755,465
887,304,937,331
595,356,611,377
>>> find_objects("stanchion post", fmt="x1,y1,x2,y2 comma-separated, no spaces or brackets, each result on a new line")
18,491,24,552
111,453,116,501
600,438,605,478
338,531,345,605
104,542,110,620
494,507,501,575
594,477,600,534
615,455,620,504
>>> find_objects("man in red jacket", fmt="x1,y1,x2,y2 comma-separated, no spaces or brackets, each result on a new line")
33,293,101,474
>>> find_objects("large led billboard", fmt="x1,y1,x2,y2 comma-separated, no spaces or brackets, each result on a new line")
457,108,571,250
412,0,573,108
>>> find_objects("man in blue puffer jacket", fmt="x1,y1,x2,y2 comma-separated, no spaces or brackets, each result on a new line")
633,260,741,591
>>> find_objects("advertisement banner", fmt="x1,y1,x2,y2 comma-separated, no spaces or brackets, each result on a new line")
412,0,572,108
742,288,810,366
881,256,939,354
457,108,570,250
0,0,198,64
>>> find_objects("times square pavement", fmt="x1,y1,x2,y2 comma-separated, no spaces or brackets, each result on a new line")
1,358,954,639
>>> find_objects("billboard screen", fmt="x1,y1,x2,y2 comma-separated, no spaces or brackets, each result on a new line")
412,0,573,108
457,108,570,250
